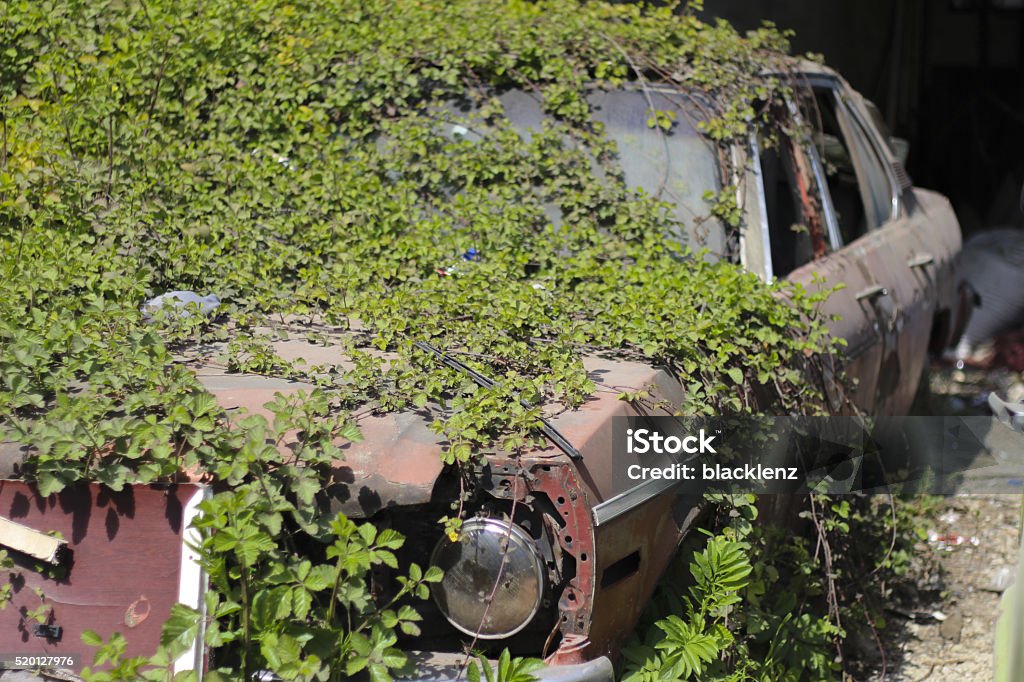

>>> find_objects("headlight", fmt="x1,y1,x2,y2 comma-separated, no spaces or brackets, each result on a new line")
430,517,545,639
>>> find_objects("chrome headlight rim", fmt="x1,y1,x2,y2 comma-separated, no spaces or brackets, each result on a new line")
429,516,545,640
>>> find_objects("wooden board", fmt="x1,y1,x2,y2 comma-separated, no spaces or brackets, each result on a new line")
0,481,207,673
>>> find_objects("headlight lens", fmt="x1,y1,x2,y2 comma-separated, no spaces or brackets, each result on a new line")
430,517,545,639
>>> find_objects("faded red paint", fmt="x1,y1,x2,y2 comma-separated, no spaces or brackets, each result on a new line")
0,482,203,670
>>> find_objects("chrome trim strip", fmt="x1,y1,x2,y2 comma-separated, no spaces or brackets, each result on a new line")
747,134,774,283
592,463,695,527
593,481,668,526
807,140,844,249
174,485,212,678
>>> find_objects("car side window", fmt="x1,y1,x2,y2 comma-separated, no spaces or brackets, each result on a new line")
812,86,894,235
757,105,832,278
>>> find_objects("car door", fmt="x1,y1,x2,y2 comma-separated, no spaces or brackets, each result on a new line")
745,99,888,414
808,77,939,415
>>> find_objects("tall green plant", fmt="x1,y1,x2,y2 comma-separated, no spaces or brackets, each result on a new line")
622,535,753,681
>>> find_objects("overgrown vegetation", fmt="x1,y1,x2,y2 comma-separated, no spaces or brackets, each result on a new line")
0,0,889,679
621,493,937,682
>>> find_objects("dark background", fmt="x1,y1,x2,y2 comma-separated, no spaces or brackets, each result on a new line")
700,0,1024,237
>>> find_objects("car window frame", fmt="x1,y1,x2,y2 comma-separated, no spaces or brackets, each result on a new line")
805,76,902,229
842,94,903,221
748,99,843,281
791,99,844,250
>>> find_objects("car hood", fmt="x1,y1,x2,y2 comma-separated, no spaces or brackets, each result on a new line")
189,330,684,517
0,326,685,515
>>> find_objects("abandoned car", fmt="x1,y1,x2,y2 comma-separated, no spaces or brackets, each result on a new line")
0,62,967,681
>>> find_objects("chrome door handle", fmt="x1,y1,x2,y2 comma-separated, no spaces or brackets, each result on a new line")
907,253,934,269
856,284,888,301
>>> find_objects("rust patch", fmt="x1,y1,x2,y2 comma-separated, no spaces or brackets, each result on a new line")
786,135,828,259
124,595,151,628
524,459,597,655
547,633,593,667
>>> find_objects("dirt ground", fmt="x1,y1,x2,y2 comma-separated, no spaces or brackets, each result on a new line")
874,365,1024,682
876,494,1020,682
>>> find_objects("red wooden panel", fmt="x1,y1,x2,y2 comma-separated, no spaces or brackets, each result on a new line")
0,481,205,670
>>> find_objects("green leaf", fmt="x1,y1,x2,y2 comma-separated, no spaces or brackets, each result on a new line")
37,472,65,498
159,603,202,656
81,630,104,647
293,587,312,620
305,564,335,591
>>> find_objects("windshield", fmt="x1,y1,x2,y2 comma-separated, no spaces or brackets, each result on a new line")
429,87,726,257
588,89,725,256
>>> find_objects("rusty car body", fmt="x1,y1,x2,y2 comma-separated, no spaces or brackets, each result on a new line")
0,63,967,680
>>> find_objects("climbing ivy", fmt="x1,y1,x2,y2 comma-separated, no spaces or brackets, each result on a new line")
0,0,842,679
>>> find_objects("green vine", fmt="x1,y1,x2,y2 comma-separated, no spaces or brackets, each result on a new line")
0,0,842,679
